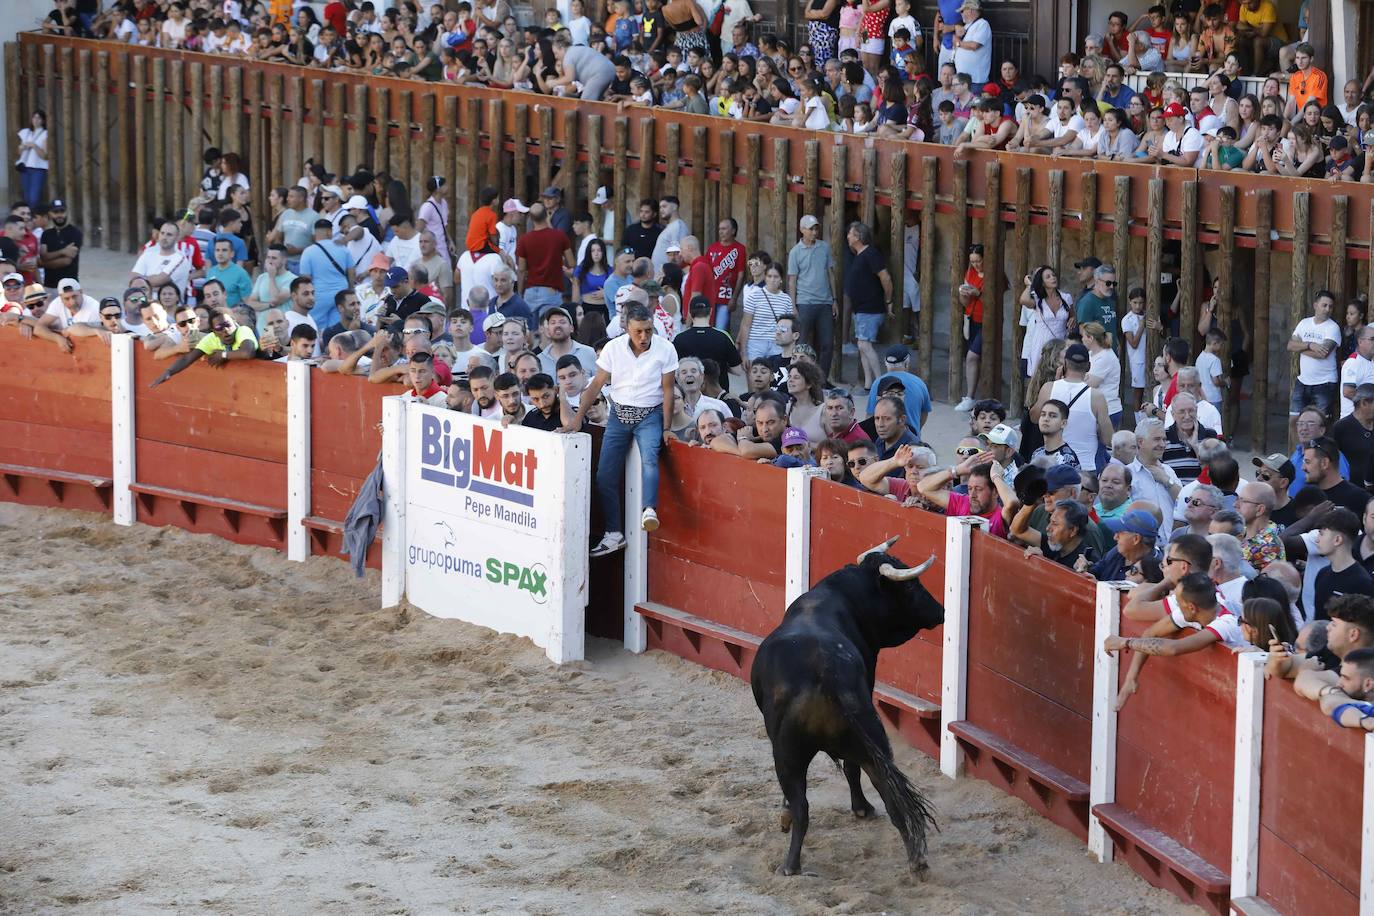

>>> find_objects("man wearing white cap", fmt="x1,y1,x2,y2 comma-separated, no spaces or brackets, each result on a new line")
787,214,836,374
497,198,528,262
317,184,347,233
41,278,102,335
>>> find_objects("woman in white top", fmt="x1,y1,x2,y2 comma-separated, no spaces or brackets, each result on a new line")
1081,320,1123,423
416,177,452,263
16,110,48,207
1055,104,1104,157
792,77,833,131
1019,265,1072,379
738,262,792,361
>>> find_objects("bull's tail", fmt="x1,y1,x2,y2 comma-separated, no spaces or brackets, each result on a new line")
840,694,938,869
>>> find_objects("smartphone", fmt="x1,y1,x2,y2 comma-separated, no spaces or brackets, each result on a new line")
1268,624,1294,654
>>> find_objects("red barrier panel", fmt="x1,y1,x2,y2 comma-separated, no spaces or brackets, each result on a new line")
306,372,395,566
808,480,945,757
643,444,787,677
131,350,288,549
953,533,1094,839
1254,682,1363,915
1096,615,1237,915
0,334,112,513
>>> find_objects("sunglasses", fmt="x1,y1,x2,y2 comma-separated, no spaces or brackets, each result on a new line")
128,295,148,303
402,327,430,335
1164,555,1187,566
100,311,123,319
1185,497,1212,507
847,457,871,468
955,446,983,457
176,318,196,327
1103,280,1118,287
1256,471,1276,481
2,281,20,287
211,322,232,331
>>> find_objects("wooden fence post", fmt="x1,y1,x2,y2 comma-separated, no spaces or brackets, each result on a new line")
948,158,969,402
289,75,305,187
637,117,655,208
919,156,937,383
1253,190,1273,456
118,50,135,251
1010,166,1031,414
1217,184,1236,434
888,150,906,351
587,113,604,229
5,43,22,200
167,59,185,213
1290,191,1311,435
132,54,147,248
691,125,707,235
464,97,482,206
310,79,325,167
1046,169,1064,275
830,142,848,382
224,67,242,158
207,64,223,151
95,50,111,249
860,147,877,231
613,117,629,247
1329,195,1349,304
538,104,554,194
665,122,681,200
717,129,734,240
246,70,266,260
486,98,505,198
372,86,390,178
149,57,166,219
349,85,367,171
1180,180,1200,359
804,139,820,222
984,161,1003,402
59,47,76,208
1080,170,1097,262
1145,178,1164,365
77,49,95,232
744,133,761,251
561,109,580,212
443,96,460,214
772,137,789,259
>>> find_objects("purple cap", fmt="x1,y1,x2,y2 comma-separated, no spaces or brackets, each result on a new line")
385,266,410,287
781,426,808,447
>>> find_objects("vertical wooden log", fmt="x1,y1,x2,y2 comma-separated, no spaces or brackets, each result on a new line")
1180,181,1200,357
1253,190,1273,455
350,85,368,171
443,96,460,214
1080,170,1097,262
539,105,555,194
690,126,706,237
1010,167,1031,413
587,114,605,229
1112,176,1130,328
5,43,22,201
829,142,848,381
637,117,656,209
1145,179,1164,364
1368,202,1374,311
1329,194,1349,304
189,62,204,163
949,158,969,401
149,57,166,219
860,147,877,230
76,49,94,232
918,157,938,382
224,67,242,158
59,48,76,208
887,151,906,348
1291,192,1311,400
744,133,761,251
371,87,389,178
310,79,325,167
289,75,305,185
664,122,681,200
561,109,579,211
464,97,482,205
1046,169,1064,274
1217,184,1236,431
167,59,185,214
804,139,820,222
613,118,629,246
118,50,135,251
22,42,38,132
327,83,346,176
485,97,504,198
394,89,412,195
132,55,147,242
772,137,788,260
268,75,284,192
95,50,111,249
512,103,528,201
717,129,734,236
42,46,57,170
207,64,223,151
983,161,1003,401
246,70,265,257
419,95,437,200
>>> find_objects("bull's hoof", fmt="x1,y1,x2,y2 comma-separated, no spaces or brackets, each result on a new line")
908,860,930,883
852,802,876,819
775,863,798,876
779,810,792,832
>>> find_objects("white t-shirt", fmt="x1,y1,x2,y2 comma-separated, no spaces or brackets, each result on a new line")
1166,598,1247,648
888,14,918,40
1292,316,1341,384
1162,127,1205,158
385,234,424,272
1049,115,1086,140
43,294,100,329
952,16,992,84
1164,398,1224,434
1088,348,1121,415
1121,310,1146,381
803,96,830,131
1341,353,1374,417
456,250,503,309
130,246,193,296
1194,351,1225,403
496,222,518,261
597,333,680,409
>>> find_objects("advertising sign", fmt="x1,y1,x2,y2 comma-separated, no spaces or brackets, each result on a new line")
397,402,590,663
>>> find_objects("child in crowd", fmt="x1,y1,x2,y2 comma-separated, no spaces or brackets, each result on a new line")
889,28,916,72
935,99,966,144
852,100,876,133
1195,328,1227,416
1121,286,1149,416
838,0,862,54
1201,125,1245,170
887,0,919,57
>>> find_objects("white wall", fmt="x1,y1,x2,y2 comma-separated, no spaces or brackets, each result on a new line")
0,3,55,201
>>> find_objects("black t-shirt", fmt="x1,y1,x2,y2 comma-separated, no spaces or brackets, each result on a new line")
521,407,562,431
843,244,887,313
1044,536,1094,570
621,222,662,261
1333,414,1374,490
610,68,643,97
321,320,376,351
1314,561,1374,620
392,290,431,321
1323,478,1372,518
1272,499,1300,529
0,237,19,265
764,353,794,389
674,326,742,393
40,223,83,287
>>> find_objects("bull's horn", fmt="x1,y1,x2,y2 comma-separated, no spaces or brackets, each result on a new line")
878,554,936,582
856,536,900,564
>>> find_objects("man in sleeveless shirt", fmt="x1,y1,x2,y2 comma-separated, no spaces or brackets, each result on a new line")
1029,343,1114,473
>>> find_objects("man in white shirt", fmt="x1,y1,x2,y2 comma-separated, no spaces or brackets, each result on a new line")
384,214,424,273
567,303,679,556
130,220,196,298
1341,324,1374,417
1130,417,1182,543
650,196,688,272
41,277,102,336
951,0,992,85
1286,290,1342,443
456,247,503,310
1165,367,1224,433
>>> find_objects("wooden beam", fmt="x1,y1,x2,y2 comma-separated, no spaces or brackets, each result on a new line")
665,122,681,200
773,137,789,261
149,56,165,219
804,139,820,223
1047,169,1064,272
983,161,1003,401
167,59,184,215
1080,169,1097,262
613,117,629,247
918,156,937,383
1253,190,1273,456
1329,194,1348,304
327,83,346,179
1010,166,1031,414
3,43,18,203
59,48,76,209
267,74,283,193
888,150,906,354
861,147,877,230
444,96,460,215
691,126,707,237
117,51,135,251
207,64,222,150
95,50,111,249
418,95,437,203
949,158,969,402
464,97,482,208
485,97,503,198
224,66,241,157
561,109,579,211
1180,181,1200,359
718,129,734,240
1290,192,1311,415
539,104,554,194
246,70,265,260
1146,178,1164,364
289,75,305,189
132,54,147,248
830,142,848,382
744,132,760,251
512,103,528,203
588,114,605,233
310,78,325,166
637,116,655,208
1217,184,1236,434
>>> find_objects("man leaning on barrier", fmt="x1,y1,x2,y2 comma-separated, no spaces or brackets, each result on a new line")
150,307,257,388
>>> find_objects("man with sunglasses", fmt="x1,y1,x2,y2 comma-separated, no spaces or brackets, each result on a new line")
1252,453,1298,527
97,299,128,337
1074,264,1118,347
150,307,257,388
1302,436,1371,517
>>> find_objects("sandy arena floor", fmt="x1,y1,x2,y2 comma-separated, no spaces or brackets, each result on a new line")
0,503,1196,915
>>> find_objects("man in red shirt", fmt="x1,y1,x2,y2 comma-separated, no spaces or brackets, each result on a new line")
706,217,747,331
514,202,572,322
679,235,713,329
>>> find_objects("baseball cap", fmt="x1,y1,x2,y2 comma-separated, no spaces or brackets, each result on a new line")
958,0,980,9
884,344,909,365
1104,509,1159,540
982,82,1001,97
979,423,1020,448
541,185,562,198
344,195,370,211
57,278,82,293
591,186,609,206
319,184,343,199
1064,342,1090,365
1252,454,1295,478
50,199,66,210
418,299,447,316
384,266,410,287
541,305,574,324
799,215,821,230
482,311,506,332
2,272,23,286
368,252,392,272
1162,102,1188,119
782,426,808,447
1073,256,1102,270
665,242,682,254
615,284,650,306
503,198,530,214
1045,464,1081,491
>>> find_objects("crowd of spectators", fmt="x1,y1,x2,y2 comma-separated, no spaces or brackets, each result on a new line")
41,0,1374,181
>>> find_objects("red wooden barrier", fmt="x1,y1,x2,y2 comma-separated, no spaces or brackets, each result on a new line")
808,479,945,757
952,532,1095,840
306,372,394,566
131,349,288,549
1096,614,1238,915
1253,681,1364,915
0,334,113,513
642,444,787,677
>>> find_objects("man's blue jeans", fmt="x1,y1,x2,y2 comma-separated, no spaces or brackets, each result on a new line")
596,406,663,536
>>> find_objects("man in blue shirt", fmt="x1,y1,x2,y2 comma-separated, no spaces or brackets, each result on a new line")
204,237,253,307
865,345,933,440
1097,62,1136,110
298,219,355,330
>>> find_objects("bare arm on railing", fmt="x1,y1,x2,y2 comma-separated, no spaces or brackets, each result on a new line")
1104,614,1215,710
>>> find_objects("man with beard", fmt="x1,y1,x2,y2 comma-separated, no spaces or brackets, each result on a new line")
521,373,563,431
536,306,596,375
914,449,1014,537
468,364,502,420
320,290,374,351
37,199,81,288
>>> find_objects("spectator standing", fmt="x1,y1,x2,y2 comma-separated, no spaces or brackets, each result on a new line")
951,0,991,85
1303,436,1371,516
1334,383,1374,491
298,219,356,330
1081,322,1122,427
739,266,792,361
844,221,892,391
1130,417,1183,541
204,237,253,308
651,196,688,271
864,346,933,441
623,199,663,261
1312,508,1374,620
536,306,597,376
415,176,453,263
674,296,743,392
706,217,747,332
1033,343,1113,471
567,304,679,556
37,199,81,289
540,186,573,237
130,221,195,298
15,110,49,207
787,215,837,375
516,203,573,321
1162,392,1215,481
1074,264,1118,346
268,186,319,273
1341,324,1374,417
1236,479,1285,572
1286,289,1341,441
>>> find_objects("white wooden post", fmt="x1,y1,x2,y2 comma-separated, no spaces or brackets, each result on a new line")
623,441,647,653
939,514,984,780
380,396,407,609
784,467,826,607
1231,652,1266,901
1363,732,1374,916
285,360,310,562
1089,579,1132,863
110,334,135,527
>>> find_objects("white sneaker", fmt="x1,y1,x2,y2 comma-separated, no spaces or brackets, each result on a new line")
954,397,976,412
641,508,660,531
590,532,626,557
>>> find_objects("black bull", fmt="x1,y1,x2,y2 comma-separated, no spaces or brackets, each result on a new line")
750,536,944,877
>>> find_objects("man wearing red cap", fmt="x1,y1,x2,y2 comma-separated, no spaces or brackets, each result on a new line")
1144,102,1204,167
